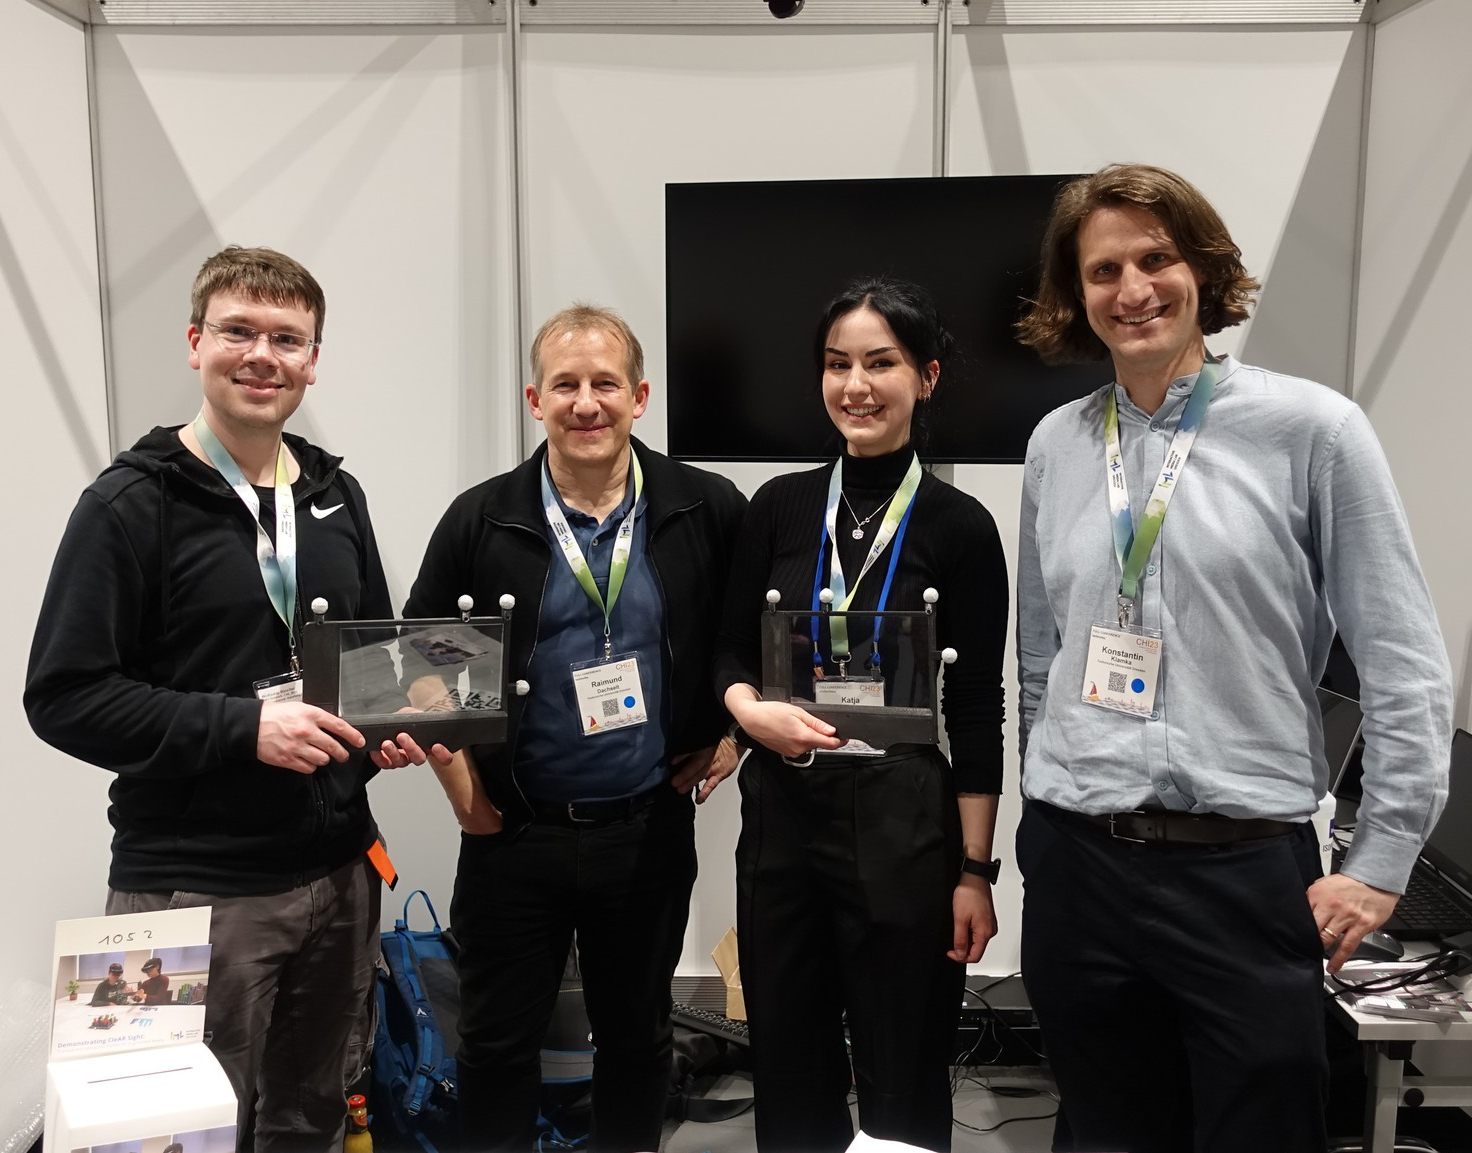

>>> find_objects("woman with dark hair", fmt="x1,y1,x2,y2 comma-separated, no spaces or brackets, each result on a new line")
714,276,1008,1152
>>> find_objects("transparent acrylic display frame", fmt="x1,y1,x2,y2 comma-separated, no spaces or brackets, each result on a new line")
301,598,517,750
759,593,953,750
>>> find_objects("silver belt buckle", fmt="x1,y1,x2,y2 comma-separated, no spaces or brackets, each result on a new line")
1108,812,1147,844
567,803,597,825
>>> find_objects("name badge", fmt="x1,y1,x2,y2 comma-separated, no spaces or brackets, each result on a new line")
1081,622,1162,719
571,653,649,737
812,677,886,709
253,671,303,703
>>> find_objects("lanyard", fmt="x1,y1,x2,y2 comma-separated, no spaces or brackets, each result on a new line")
541,449,645,660
192,412,299,666
810,454,923,663
1103,356,1220,623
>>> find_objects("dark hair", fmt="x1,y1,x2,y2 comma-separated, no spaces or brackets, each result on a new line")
813,276,954,452
1015,163,1260,364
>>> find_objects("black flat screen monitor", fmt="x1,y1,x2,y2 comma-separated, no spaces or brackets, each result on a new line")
1421,728,1472,894
665,175,1111,464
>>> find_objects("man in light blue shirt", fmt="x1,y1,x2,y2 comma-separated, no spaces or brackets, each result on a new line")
1013,164,1451,1153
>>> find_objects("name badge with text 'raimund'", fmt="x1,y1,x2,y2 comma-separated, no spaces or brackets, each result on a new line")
571,653,649,737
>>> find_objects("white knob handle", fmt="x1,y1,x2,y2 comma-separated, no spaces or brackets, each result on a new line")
457,595,474,613
765,589,782,606
923,587,939,605
514,679,531,696
941,647,958,665
499,594,516,612
310,597,329,616
819,588,834,605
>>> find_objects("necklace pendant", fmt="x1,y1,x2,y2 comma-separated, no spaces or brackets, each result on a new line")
851,527,865,540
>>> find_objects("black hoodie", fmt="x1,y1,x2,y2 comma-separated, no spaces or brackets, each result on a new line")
26,426,392,895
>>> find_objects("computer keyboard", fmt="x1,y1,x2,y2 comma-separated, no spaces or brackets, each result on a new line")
1389,871,1472,937
672,1003,750,1047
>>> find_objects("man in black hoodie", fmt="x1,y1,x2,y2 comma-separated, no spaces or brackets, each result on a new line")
27,247,399,1152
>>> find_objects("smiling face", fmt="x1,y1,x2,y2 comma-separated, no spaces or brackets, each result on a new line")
526,326,649,475
187,291,317,439
821,306,937,458
1077,203,1206,390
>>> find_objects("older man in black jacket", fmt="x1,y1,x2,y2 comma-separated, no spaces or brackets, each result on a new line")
404,304,747,1153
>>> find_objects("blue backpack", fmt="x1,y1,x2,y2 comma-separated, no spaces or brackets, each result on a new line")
372,890,461,1152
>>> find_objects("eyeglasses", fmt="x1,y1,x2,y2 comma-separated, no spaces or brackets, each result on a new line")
203,320,319,362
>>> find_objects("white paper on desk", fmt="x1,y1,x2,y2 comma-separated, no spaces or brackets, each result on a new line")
847,1131,932,1153
50,908,212,1061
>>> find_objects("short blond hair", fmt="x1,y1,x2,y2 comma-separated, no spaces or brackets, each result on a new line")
530,304,644,389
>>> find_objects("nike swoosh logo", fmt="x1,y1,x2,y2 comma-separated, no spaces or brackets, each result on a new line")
311,502,344,519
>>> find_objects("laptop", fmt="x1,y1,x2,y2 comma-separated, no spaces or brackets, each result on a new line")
1319,687,1365,800
1380,727,1472,941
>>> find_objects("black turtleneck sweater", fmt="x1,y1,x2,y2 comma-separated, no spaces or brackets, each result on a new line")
714,445,1007,794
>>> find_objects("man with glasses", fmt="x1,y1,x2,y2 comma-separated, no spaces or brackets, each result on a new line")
27,246,403,1152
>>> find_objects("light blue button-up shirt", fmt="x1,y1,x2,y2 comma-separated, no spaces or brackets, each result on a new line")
1017,356,1452,892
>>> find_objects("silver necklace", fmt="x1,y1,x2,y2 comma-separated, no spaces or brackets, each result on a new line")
840,486,900,540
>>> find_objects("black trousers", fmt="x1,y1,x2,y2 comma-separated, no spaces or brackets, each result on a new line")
450,787,697,1153
736,747,964,1153
1017,800,1329,1153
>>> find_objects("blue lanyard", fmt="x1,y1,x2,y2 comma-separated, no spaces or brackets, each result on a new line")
809,496,914,669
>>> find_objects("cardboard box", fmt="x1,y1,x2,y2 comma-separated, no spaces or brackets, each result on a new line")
711,927,745,1021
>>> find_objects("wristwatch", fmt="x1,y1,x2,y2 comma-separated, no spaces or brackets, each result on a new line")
960,856,1001,883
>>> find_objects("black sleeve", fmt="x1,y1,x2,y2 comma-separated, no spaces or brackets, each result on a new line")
25,488,261,779
341,472,394,620
934,494,1008,795
713,480,780,703
403,492,477,620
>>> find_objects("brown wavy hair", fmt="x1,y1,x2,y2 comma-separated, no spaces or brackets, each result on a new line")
190,246,326,344
1015,164,1260,365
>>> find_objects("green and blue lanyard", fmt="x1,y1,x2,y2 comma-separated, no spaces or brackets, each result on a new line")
1103,356,1220,626
540,449,645,661
810,454,924,672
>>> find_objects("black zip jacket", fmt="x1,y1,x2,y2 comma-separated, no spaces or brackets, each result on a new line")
25,427,393,895
402,437,748,830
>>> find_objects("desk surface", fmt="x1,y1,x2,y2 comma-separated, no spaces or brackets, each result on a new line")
1327,945,1472,1042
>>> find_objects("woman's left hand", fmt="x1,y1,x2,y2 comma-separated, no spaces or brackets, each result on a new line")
948,877,998,963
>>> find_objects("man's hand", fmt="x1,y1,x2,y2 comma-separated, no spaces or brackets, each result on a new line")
367,708,456,771
1308,872,1401,974
671,737,739,804
257,701,365,774
948,877,998,964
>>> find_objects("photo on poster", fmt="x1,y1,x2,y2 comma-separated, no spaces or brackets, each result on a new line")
75,1122,236,1153
51,908,212,1061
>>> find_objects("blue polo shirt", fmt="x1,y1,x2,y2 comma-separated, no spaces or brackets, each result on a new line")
514,473,670,803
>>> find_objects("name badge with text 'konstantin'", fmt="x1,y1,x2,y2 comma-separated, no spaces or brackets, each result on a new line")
1081,623,1161,719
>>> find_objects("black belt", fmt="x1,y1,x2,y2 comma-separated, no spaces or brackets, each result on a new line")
1035,800,1300,846
528,784,664,828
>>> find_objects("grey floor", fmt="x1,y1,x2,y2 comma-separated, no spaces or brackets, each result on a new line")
660,1066,1058,1153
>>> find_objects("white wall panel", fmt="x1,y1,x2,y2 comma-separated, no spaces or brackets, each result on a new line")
1,0,112,1015
950,26,1366,388
521,25,936,970
1356,0,1472,729
91,24,516,929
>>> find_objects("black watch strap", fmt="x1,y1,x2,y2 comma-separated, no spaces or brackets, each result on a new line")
961,856,1001,883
